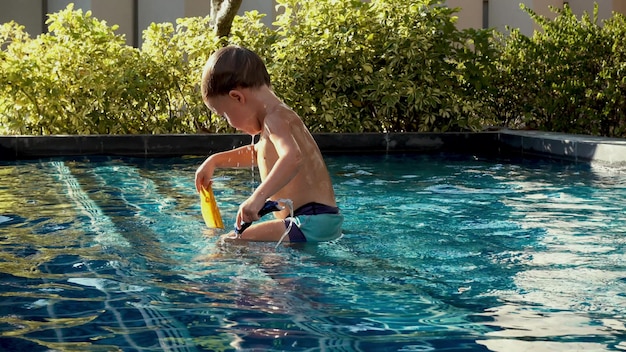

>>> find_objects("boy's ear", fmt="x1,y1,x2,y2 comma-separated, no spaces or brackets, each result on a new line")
228,90,245,103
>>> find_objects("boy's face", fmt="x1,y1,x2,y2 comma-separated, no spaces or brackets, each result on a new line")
205,90,260,135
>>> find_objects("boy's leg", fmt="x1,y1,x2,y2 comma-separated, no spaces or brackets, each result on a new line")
227,219,290,242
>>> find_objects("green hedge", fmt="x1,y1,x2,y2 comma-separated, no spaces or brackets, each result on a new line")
1,1,624,137
490,4,626,137
267,0,497,133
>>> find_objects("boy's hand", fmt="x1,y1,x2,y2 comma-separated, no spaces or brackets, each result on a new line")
236,195,266,229
195,158,215,193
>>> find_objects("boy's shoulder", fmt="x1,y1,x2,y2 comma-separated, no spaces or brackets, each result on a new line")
265,103,302,125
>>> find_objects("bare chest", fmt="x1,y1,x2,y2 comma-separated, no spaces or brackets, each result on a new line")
254,138,277,179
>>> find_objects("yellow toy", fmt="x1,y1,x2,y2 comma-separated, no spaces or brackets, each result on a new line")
200,184,224,229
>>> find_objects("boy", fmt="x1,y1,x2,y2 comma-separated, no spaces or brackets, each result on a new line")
194,45,343,243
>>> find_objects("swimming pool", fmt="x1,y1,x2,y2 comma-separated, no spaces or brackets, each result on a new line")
0,153,624,351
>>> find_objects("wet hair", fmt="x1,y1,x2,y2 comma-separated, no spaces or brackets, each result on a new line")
201,45,271,99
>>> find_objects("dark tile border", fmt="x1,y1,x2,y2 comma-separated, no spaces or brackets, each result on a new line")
0,134,253,160
0,132,500,159
498,130,626,168
1,130,624,168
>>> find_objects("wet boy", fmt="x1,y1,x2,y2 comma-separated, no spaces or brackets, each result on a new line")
194,45,343,243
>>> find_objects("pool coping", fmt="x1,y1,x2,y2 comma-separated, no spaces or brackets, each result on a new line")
1,130,625,168
498,130,626,166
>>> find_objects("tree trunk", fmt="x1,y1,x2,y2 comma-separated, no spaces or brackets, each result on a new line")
210,0,243,38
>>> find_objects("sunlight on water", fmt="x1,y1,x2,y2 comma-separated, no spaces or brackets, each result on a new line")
0,154,625,351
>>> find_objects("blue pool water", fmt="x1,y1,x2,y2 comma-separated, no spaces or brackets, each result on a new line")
0,153,625,351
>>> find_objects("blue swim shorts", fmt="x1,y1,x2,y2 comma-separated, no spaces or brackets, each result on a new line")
283,202,344,242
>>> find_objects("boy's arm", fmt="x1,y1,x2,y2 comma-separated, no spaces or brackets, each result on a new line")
249,117,302,204
236,119,302,226
195,144,255,192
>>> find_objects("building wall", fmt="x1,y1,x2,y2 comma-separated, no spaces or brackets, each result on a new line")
92,0,135,46
568,0,614,21
447,0,624,36
615,0,626,15
533,0,564,18
531,0,564,33
137,0,184,47
47,0,136,46
184,0,211,18
447,0,483,30
239,0,276,27
1,0,625,47
0,0,45,35
48,0,91,14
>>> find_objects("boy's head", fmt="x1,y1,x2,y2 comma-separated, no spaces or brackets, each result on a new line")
201,45,271,101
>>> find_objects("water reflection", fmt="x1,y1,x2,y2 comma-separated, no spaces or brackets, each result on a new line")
0,155,625,351
477,304,625,351
476,161,626,351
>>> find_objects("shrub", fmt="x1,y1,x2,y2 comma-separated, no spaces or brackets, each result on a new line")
0,5,280,134
140,16,220,133
1,1,497,135
491,4,626,137
1,5,151,134
3,1,623,137
270,0,497,132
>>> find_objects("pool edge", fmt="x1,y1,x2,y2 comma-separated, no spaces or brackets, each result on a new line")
498,130,626,168
1,131,625,168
